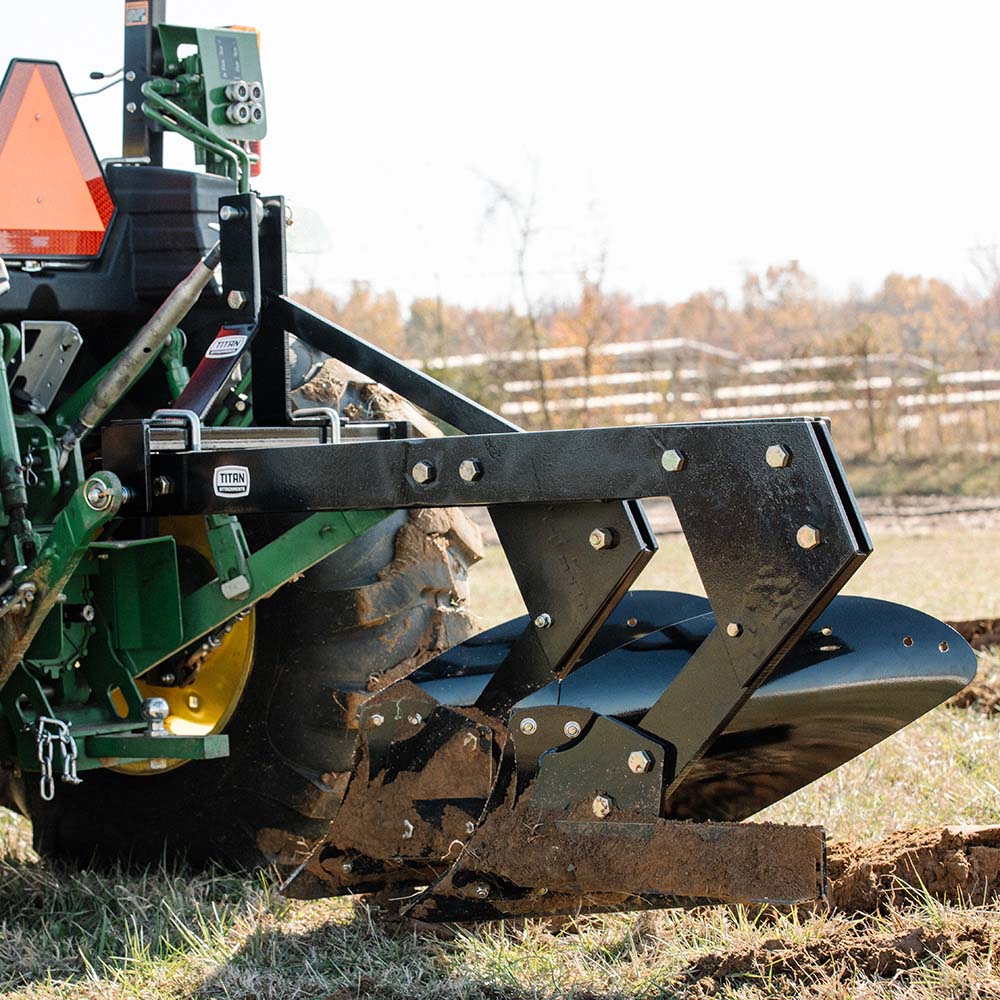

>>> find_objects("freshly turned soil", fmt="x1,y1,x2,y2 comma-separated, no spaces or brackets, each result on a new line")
948,617,1000,651
681,916,997,993
826,825,1000,912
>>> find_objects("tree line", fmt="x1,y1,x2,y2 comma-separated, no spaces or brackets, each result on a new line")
294,258,1000,461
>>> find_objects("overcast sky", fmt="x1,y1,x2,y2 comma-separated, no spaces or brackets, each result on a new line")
6,1,1000,309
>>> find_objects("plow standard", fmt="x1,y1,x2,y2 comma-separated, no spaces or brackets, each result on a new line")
0,2,978,921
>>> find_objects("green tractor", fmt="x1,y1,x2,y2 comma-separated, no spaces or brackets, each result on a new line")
0,3,975,921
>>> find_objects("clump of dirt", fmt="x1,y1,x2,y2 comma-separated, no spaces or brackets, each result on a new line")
298,357,347,405
681,915,996,994
948,617,1000,651
826,825,1000,912
947,673,1000,715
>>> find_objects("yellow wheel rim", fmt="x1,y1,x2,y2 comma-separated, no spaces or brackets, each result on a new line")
113,517,255,776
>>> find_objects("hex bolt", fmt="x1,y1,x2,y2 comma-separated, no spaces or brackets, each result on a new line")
142,697,170,737
219,205,246,222
459,458,483,482
519,717,538,735
563,720,582,738
370,713,385,727
227,289,247,310
592,794,613,818
796,524,823,550
474,882,490,899
661,448,687,472
411,460,436,485
726,622,743,638
766,444,793,469
589,527,617,551
152,475,175,497
534,612,553,629
628,750,654,774
341,860,353,875
407,713,423,726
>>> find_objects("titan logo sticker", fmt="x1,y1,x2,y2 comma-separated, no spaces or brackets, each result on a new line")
213,465,250,498
205,334,247,359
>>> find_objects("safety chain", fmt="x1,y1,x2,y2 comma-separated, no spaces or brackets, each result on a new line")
35,716,82,801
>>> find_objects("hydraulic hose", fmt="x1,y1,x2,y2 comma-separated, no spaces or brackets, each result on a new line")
57,242,221,469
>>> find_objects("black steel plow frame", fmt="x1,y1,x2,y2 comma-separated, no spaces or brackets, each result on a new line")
103,290,871,813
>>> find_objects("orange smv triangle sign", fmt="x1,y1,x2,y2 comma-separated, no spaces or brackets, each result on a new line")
0,60,114,257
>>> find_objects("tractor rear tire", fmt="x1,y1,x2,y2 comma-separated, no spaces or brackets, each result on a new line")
3,361,484,871
13,504,481,869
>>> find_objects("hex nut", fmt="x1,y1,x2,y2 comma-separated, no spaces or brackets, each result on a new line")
563,720,582,738
519,717,538,735
534,612,553,629
766,444,792,468
592,794,613,818
459,458,483,482
474,882,490,898
796,524,822,550
152,475,175,497
227,289,247,310
589,527,616,551
370,713,385,727
726,622,743,638
411,460,436,485
628,750,654,774
661,448,687,472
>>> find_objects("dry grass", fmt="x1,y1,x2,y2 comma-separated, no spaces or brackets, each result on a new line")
473,524,1000,630
1,518,999,998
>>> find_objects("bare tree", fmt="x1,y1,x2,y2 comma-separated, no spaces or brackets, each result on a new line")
572,249,612,427
484,179,553,429
968,244,1000,444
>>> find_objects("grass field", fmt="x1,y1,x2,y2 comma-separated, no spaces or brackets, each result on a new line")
1,517,999,998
